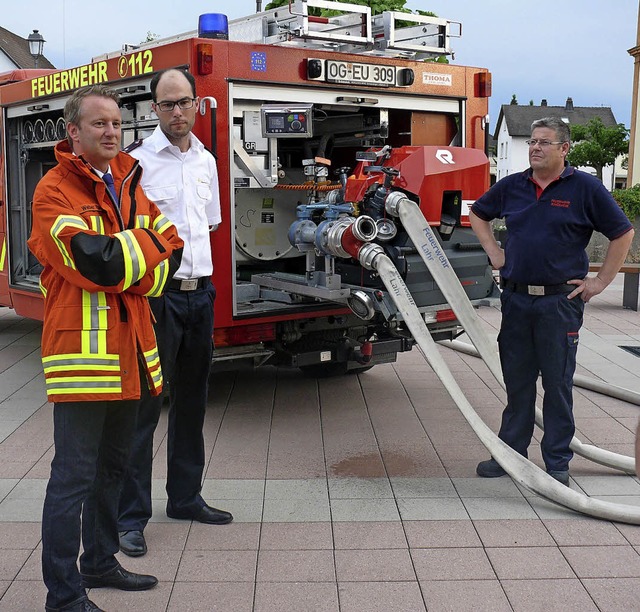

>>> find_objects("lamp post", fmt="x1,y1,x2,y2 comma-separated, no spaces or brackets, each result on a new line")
27,29,45,68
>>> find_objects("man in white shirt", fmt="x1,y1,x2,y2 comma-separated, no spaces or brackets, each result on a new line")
118,68,232,557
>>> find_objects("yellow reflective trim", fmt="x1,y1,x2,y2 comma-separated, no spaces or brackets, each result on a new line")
47,375,121,382
114,230,147,289
0,236,5,272
147,260,169,297
136,214,150,229
48,387,123,395
153,214,176,235
80,291,107,355
45,363,120,372
42,352,120,370
89,215,105,234
50,216,88,270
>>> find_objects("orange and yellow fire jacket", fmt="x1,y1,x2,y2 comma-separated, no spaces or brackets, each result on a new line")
28,141,184,403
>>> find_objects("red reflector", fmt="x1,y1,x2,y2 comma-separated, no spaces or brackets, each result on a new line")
435,309,457,323
197,43,213,75
214,323,276,347
474,71,492,98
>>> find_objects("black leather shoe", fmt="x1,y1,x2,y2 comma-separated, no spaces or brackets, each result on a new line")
476,458,507,478
548,470,570,486
51,599,104,612
166,502,233,525
119,530,147,557
81,565,158,591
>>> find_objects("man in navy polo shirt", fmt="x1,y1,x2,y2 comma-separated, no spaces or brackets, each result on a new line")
470,116,634,485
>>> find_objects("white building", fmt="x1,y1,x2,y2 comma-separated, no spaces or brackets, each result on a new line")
494,98,625,191
0,26,54,71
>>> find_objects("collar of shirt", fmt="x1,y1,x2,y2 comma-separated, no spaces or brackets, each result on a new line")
147,125,205,156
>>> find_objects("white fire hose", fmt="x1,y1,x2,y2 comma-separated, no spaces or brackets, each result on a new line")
360,194,640,523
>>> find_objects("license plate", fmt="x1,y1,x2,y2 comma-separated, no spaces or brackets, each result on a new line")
325,60,397,87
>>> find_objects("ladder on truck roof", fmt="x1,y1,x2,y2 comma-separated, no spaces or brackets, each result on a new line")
93,0,459,62
228,0,458,60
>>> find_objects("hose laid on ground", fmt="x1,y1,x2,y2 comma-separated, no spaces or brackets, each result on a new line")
365,247,640,524
442,338,640,407
385,193,636,474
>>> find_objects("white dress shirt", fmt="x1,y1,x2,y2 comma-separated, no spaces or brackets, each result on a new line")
129,126,222,280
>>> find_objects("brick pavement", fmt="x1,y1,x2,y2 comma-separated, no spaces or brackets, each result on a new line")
0,274,639,611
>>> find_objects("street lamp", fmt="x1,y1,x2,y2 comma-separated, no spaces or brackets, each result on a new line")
27,29,45,68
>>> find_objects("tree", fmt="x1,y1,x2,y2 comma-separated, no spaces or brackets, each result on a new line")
567,117,629,182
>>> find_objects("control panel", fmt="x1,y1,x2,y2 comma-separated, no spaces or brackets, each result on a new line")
261,104,313,138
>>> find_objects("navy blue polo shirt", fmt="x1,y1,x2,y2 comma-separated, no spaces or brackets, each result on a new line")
471,164,633,285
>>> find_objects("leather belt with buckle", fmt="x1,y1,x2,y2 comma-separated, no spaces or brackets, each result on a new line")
501,279,573,296
168,277,207,292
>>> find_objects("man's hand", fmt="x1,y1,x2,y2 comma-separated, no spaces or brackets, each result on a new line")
567,276,607,302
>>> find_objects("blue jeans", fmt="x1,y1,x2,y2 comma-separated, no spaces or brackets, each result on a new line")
119,280,215,531
497,289,584,471
42,399,138,611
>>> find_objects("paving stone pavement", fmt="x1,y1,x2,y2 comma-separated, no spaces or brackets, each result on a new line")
0,274,639,611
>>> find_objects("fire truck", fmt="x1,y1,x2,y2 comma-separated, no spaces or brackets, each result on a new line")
0,0,497,375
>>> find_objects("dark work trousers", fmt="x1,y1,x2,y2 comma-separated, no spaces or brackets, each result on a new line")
496,289,584,472
119,280,215,531
42,398,139,611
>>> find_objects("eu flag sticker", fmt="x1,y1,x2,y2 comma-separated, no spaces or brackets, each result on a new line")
251,52,267,72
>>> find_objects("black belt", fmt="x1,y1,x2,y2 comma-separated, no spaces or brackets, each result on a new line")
168,277,209,292
501,279,573,296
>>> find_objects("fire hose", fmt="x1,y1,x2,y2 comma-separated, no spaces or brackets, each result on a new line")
383,192,636,475
327,203,640,523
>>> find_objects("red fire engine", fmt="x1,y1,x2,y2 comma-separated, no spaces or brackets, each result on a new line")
0,1,496,375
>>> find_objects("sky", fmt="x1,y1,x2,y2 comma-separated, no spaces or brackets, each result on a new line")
2,0,638,131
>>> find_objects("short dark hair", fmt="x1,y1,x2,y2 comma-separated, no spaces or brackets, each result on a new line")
64,84,120,146
150,68,197,101
531,117,571,144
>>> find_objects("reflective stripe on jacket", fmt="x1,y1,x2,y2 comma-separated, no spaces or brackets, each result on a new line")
28,140,184,403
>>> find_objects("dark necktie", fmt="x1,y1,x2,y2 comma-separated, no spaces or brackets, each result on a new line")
103,172,118,205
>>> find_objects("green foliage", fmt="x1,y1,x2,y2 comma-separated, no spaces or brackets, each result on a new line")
265,0,424,17
567,117,629,181
141,31,159,44
612,184,640,221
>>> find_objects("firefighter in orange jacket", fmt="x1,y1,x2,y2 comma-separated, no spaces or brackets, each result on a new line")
28,84,183,612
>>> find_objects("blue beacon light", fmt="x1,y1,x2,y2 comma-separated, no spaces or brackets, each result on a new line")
198,13,229,39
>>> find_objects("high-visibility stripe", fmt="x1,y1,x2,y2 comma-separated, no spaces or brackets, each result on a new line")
39,277,47,297
50,216,88,269
114,230,147,289
81,291,108,355
147,260,169,297
153,214,173,234
42,353,120,371
0,237,6,272
136,215,150,229
142,346,163,391
46,375,123,395
89,215,105,234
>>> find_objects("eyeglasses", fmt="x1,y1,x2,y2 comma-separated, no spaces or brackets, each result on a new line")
155,98,197,112
525,139,566,147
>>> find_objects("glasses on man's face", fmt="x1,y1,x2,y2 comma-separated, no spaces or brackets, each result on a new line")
526,139,565,148
155,98,196,113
